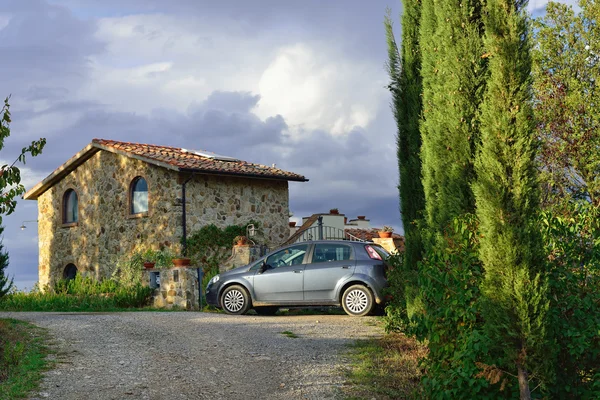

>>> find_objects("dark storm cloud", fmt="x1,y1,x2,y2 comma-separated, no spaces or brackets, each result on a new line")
55,0,400,59
0,0,103,91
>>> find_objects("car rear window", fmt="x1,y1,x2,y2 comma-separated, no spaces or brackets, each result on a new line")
371,245,390,260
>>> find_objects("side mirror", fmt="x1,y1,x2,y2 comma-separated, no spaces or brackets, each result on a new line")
258,261,267,274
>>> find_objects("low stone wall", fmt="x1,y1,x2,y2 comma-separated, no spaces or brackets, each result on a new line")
372,237,405,254
143,267,200,310
220,244,263,272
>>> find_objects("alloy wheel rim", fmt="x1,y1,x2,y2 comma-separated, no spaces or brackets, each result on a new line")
346,289,368,313
224,290,244,312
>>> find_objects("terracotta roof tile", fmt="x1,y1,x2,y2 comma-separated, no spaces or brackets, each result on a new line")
92,139,307,182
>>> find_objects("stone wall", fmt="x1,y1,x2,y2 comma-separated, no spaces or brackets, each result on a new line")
372,237,405,255
36,150,291,287
183,174,290,245
220,244,263,272
144,267,199,310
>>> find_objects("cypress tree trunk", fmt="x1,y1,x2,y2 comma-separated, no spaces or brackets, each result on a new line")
419,0,487,244
384,2,424,270
475,0,548,396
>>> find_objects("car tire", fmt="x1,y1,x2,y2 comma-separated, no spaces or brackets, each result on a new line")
255,306,278,316
221,285,251,315
341,284,374,317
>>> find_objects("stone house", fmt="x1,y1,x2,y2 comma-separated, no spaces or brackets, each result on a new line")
24,139,307,287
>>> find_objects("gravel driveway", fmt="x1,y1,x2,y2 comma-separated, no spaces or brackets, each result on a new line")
0,311,383,400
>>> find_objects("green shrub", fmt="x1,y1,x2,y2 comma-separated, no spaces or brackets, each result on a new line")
541,204,600,399
413,216,510,399
384,253,421,333
0,275,153,311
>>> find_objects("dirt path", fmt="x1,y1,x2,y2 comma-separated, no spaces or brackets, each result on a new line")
0,311,382,400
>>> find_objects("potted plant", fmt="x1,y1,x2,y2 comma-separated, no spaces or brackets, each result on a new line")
172,257,191,267
329,208,339,215
378,225,393,238
142,249,157,269
233,235,249,246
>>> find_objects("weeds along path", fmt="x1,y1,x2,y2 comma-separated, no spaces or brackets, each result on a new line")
0,312,382,400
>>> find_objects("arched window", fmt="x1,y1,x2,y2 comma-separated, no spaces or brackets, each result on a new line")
130,177,148,215
63,264,78,280
63,189,78,223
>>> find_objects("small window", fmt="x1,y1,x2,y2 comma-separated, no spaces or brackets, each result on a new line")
311,244,352,263
130,177,148,214
63,264,78,280
63,189,78,223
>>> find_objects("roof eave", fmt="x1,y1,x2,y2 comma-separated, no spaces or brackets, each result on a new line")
23,143,100,200
178,167,309,182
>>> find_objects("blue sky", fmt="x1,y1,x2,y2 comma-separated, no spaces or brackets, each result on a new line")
1,0,566,290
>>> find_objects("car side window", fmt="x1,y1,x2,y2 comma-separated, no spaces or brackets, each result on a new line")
265,244,308,269
311,244,352,263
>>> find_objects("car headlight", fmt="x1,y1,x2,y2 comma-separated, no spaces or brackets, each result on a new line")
208,275,220,285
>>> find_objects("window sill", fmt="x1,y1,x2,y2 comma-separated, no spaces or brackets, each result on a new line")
61,222,78,228
128,212,149,219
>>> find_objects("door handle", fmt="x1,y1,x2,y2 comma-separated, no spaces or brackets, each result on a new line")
294,270,303,273
341,265,351,269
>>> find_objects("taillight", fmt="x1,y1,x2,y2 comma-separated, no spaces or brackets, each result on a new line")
365,245,382,260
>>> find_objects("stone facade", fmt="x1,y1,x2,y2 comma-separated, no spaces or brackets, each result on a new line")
144,267,199,310
372,237,405,255
36,150,291,288
220,244,263,272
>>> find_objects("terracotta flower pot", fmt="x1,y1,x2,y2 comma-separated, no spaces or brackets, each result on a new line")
357,216,366,220
378,231,392,239
143,262,155,269
172,258,191,267
329,209,339,215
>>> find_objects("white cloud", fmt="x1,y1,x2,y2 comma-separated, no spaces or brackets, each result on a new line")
257,43,384,135
0,13,11,31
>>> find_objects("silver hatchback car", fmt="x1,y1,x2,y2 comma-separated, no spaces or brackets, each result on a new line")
205,240,390,316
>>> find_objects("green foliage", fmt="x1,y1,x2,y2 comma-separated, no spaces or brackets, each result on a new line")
0,275,153,311
0,319,50,400
419,0,486,247
185,221,260,273
141,248,174,268
385,5,425,271
540,204,600,399
384,253,421,333
474,0,550,395
412,216,512,399
0,97,46,224
533,0,600,207
0,226,11,298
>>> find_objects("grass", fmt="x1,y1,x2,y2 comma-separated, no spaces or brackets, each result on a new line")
0,276,154,312
0,319,52,400
280,330,299,338
342,332,427,400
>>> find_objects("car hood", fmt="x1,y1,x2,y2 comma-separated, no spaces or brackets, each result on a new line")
221,264,252,277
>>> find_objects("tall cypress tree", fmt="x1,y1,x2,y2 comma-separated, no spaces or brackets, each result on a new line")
385,2,424,270
474,0,548,397
0,226,12,297
420,0,487,244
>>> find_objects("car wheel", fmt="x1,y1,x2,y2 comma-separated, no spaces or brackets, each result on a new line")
221,285,251,315
341,284,374,317
255,306,278,316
